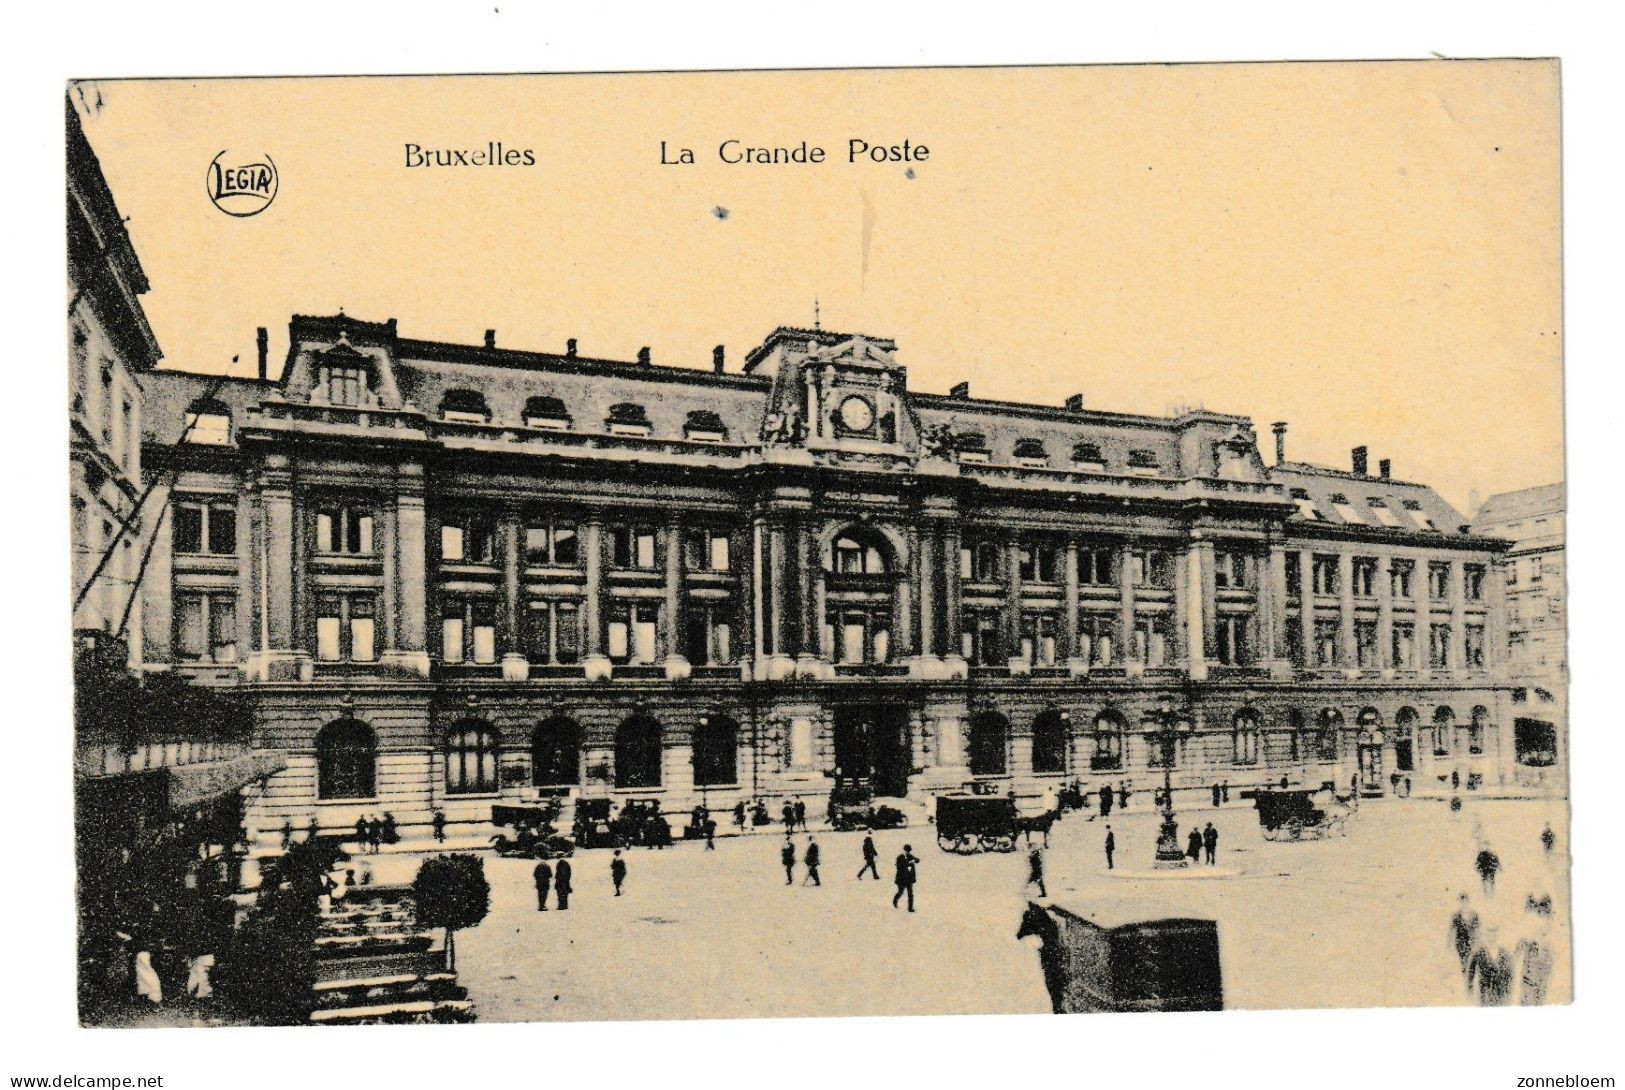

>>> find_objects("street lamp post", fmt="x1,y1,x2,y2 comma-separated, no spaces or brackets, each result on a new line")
1152,698,1189,868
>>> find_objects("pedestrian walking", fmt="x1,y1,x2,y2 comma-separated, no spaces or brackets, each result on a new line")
892,844,920,911
1027,847,1047,898
382,811,398,845
1449,893,1480,976
533,860,552,911
1211,783,1221,808
1099,784,1113,818
781,838,797,885
1119,783,1131,810
1467,929,1514,1006
1104,825,1115,870
354,816,368,850
1185,828,1202,863
280,821,293,851
1451,769,1460,791
1221,780,1230,803
185,952,215,1001
733,801,746,829
431,808,447,843
306,817,319,843
803,839,821,886
610,850,627,897
1516,899,1555,1005
1475,846,1501,896
1203,822,1218,865
704,819,716,850
368,816,383,854
857,835,880,880
133,949,162,1005
782,800,796,830
553,858,572,910
794,799,807,830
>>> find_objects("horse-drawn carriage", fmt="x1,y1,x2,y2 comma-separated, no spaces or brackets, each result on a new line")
935,793,1019,853
1251,787,1352,841
489,803,575,859
827,777,909,832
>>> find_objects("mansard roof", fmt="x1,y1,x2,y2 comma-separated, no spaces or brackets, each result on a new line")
1268,462,1471,538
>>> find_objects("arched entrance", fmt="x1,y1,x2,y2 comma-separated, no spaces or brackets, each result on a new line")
1031,710,1068,774
1356,707,1384,796
615,715,663,789
532,716,581,787
832,704,912,797
692,715,739,787
968,711,1010,777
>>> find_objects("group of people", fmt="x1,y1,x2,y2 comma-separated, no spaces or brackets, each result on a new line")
1185,823,1221,865
776,833,921,911
531,857,575,910
351,813,398,854
1447,823,1561,1006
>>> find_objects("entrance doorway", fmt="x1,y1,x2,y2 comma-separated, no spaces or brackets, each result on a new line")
1357,742,1385,797
833,705,913,797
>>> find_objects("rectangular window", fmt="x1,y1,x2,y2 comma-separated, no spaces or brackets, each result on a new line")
1285,617,1304,668
1464,565,1485,601
1078,546,1114,586
1465,624,1486,670
525,521,580,566
1139,550,1174,589
1018,543,1059,584
1355,620,1378,668
1019,613,1058,667
1391,622,1416,669
1429,623,1452,670
685,605,735,665
1213,551,1247,590
316,507,375,555
1284,552,1302,596
441,515,494,564
208,595,237,662
612,526,658,569
317,598,342,662
526,600,581,665
1132,616,1169,667
322,365,366,406
686,529,731,571
315,593,376,662
1390,561,1414,599
1428,562,1451,602
1214,616,1247,665
350,596,375,662
1313,619,1340,667
175,595,206,661
173,501,236,555
1078,613,1117,667
1352,557,1377,598
608,603,660,663
962,608,1003,666
442,597,495,664
1311,556,1340,596
1529,557,1544,584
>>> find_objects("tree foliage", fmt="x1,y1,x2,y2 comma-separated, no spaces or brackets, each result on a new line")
411,854,490,969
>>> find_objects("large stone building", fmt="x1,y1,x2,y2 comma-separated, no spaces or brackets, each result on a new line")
137,314,1519,846
1471,483,1566,792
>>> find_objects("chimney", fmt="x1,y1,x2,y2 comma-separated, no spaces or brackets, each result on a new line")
256,327,268,381
949,381,970,400
712,345,726,374
483,329,496,349
1379,458,1391,480
637,347,651,366
1351,445,1369,476
1271,422,1287,464
1064,394,1085,412
566,338,578,359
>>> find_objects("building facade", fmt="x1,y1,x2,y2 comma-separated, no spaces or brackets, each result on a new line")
1471,483,1566,792
137,315,1517,847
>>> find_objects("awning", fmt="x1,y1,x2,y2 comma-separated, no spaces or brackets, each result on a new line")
165,752,287,811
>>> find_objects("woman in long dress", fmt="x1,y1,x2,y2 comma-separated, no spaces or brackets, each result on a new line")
185,953,215,1000
133,950,162,1005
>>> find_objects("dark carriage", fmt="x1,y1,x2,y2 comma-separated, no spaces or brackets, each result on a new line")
1251,787,1351,842
489,804,575,859
1018,899,1223,1014
934,793,1018,853
828,777,909,832
570,797,624,850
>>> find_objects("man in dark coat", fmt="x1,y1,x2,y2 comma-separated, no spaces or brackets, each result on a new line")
1104,825,1115,870
1016,904,1066,1014
367,816,383,854
704,819,716,851
1186,828,1202,863
857,835,880,880
553,858,572,910
1212,783,1222,808
892,845,920,911
1027,847,1047,898
781,837,797,884
803,839,821,886
1099,784,1113,817
1202,822,1218,865
782,800,796,830
1475,847,1501,895
431,809,447,843
1449,893,1479,976
533,860,552,911
355,816,368,849
1118,783,1130,810
280,821,293,851
1221,780,1230,803
610,850,627,897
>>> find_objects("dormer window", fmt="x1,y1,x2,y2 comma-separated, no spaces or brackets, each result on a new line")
1401,498,1437,531
1071,442,1107,472
1328,493,1363,524
183,398,232,445
1013,438,1049,468
318,352,370,407
685,409,728,443
439,389,490,424
1126,449,1160,476
1290,487,1323,521
606,402,651,438
1366,497,1400,528
955,431,991,464
523,395,572,430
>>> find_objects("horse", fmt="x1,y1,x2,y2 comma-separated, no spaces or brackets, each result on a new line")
1016,810,1059,847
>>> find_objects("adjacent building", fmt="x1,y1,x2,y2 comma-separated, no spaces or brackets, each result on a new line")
133,314,1521,847
1471,483,1566,793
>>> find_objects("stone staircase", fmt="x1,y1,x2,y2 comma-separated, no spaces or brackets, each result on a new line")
309,888,475,1025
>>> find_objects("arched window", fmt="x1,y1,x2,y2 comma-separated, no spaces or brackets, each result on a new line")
1232,709,1261,765
446,720,500,794
1032,711,1068,774
317,718,376,800
830,531,890,575
1316,708,1343,762
439,389,490,423
1091,711,1125,771
531,717,580,787
1395,707,1419,772
1469,706,1490,756
968,712,1009,776
692,715,738,786
1432,706,1456,757
615,715,663,788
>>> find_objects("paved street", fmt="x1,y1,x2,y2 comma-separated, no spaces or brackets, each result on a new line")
366,795,1569,1021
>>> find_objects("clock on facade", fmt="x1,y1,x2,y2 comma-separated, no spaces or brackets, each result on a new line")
837,395,875,433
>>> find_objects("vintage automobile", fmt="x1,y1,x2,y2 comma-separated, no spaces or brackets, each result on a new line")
934,793,1019,853
1017,898,1223,1013
489,804,575,859
827,777,910,832
1251,787,1352,841
570,798,625,850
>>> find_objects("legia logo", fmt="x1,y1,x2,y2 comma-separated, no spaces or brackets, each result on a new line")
207,150,278,217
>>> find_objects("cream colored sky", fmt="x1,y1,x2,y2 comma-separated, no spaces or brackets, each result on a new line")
74,62,1561,511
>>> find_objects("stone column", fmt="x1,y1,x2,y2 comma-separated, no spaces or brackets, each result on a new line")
262,475,296,650
1199,539,1217,661
139,480,175,663
1005,538,1025,672
393,479,428,671
1377,551,1395,677
767,518,793,677
1414,554,1433,679
794,516,819,673
1338,552,1356,675
1117,543,1137,676
663,517,689,680
581,516,610,680
918,523,938,659
750,517,766,668
1298,548,1315,667
942,524,964,674
1184,540,1207,681
1266,544,1290,678
1450,558,1467,676
500,505,528,680
1062,541,1082,671
378,502,399,652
